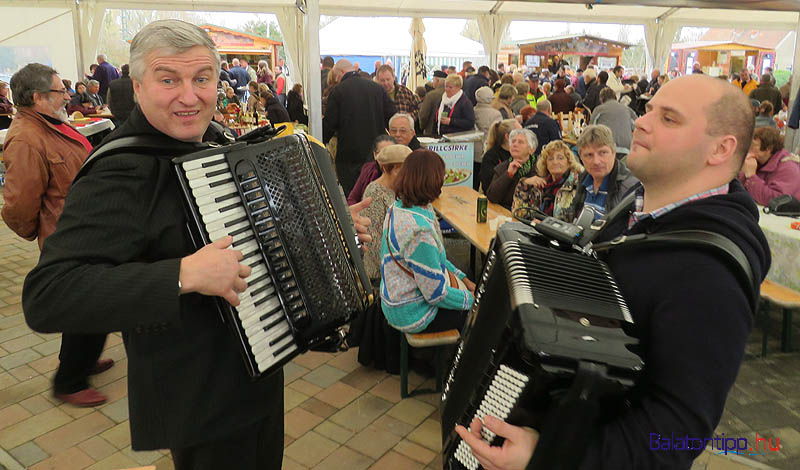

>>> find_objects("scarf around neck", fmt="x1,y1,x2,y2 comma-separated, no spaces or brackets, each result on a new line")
437,89,464,134
509,155,535,180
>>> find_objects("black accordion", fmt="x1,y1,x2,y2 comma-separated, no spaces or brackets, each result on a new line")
441,223,644,470
173,134,372,379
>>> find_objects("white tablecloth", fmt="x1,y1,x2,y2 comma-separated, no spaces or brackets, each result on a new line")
0,119,114,147
759,208,800,291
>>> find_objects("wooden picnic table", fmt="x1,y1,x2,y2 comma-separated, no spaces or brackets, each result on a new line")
87,110,114,119
433,185,513,275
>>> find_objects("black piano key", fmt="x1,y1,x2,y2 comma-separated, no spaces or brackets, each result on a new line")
254,294,274,307
248,259,261,268
219,201,241,213
224,215,249,228
273,340,295,357
250,273,270,285
242,250,259,261
263,312,285,329
214,192,239,203
201,158,226,168
268,329,292,346
209,177,234,188
230,225,251,237
232,234,256,247
206,167,231,178
251,283,273,297
257,304,283,322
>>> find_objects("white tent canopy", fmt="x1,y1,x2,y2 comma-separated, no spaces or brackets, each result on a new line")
3,0,800,140
318,17,484,57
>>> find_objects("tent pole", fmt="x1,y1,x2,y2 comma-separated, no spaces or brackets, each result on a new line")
787,14,800,153
72,0,85,79
306,0,322,141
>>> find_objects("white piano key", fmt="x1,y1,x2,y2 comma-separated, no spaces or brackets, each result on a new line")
185,162,229,180
208,219,251,242
200,206,246,225
191,181,238,199
188,171,234,189
199,196,242,216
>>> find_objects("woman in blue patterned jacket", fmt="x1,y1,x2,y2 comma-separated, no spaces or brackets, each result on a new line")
380,149,476,333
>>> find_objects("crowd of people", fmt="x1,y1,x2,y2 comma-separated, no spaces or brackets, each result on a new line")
0,17,798,470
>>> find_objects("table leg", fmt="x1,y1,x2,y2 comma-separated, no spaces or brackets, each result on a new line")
781,308,793,353
469,245,476,279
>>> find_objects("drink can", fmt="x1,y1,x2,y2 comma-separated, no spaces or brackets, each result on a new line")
477,196,488,223
791,221,800,231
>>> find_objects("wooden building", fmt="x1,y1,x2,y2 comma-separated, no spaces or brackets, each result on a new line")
201,24,282,68
511,34,631,73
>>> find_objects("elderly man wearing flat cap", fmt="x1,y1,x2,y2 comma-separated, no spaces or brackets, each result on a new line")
420,70,448,136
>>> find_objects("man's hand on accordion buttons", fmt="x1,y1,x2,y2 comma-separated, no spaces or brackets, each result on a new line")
349,197,373,252
179,236,252,306
455,415,539,470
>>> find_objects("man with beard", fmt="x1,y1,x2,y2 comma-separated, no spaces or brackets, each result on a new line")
3,63,113,407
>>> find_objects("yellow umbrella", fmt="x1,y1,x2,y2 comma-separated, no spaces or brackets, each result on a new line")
409,17,428,92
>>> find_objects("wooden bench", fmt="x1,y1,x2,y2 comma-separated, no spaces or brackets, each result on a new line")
760,280,800,356
400,329,460,398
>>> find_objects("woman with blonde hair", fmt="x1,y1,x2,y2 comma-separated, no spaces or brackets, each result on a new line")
479,118,520,191
491,83,516,119
512,139,584,221
256,60,273,86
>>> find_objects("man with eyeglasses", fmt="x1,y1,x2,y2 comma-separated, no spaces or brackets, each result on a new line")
2,63,112,407
387,112,421,150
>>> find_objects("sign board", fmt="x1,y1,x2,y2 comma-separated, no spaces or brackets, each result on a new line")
525,55,541,67
597,56,616,70
708,66,722,77
718,51,728,65
731,50,746,57
424,142,475,188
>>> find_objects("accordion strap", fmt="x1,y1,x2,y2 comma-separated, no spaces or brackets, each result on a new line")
594,230,757,310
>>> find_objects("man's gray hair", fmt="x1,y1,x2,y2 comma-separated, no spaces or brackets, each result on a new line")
87,79,100,87
509,128,538,151
9,63,58,107
577,124,616,155
129,20,220,81
389,112,414,129
97,53,107,61
536,99,551,113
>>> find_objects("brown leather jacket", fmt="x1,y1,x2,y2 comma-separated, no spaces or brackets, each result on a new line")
1,107,89,248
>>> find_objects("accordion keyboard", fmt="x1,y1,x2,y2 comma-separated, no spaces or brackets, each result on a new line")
453,365,530,470
182,153,299,373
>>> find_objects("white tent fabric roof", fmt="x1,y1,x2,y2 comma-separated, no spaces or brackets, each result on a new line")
318,17,484,57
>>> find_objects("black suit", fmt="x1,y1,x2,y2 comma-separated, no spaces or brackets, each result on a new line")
22,107,284,463
323,71,395,194
106,75,135,124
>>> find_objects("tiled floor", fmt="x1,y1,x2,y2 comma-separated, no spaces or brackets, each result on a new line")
0,193,797,470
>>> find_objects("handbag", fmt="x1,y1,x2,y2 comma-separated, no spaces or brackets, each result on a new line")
763,194,800,217
385,207,462,289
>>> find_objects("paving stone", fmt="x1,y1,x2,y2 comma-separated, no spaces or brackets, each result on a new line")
371,414,416,438
340,367,390,392
122,445,164,465
284,386,310,412
282,456,309,470
326,348,361,373
8,441,49,467
28,353,59,374
393,439,437,465
293,350,334,370
303,364,348,389
285,406,325,439
288,379,323,397
153,454,176,470
386,398,436,426
34,411,115,455
100,422,131,449
312,445,373,470
346,424,402,459
0,406,72,449
369,450,426,470
0,347,42,370
99,397,129,423
283,431,340,467
83,450,138,470
329,393,394,432
28,446,94,470
77,436,118,461
91,359,127,388
314,381,363,409
284,362,311,385
2,332,44,353
0,371,19,390
19,393,54,414
299,397,339,419
314,420,356,445
0,403,33,430
407,418,441,452
368,376,403,404
728,400,800,432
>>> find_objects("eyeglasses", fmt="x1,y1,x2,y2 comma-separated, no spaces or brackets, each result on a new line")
48,89,69,95
389,128,411,134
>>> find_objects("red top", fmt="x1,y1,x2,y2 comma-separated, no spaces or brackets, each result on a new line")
53,122,93,153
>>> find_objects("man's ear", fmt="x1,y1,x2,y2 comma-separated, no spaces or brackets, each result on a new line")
707,134,738,168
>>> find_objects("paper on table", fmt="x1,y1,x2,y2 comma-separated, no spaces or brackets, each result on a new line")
489,216,513,231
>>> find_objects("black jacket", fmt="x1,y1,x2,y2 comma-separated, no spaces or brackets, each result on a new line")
479,145,510,192
570,159,639,221
287,90,308,125
219,69,235,88
323,71,396,194
523,113,562,155
437,94,476,136
463,74,489,106
264,95,291,123
22,107,283,450
575,180,770,469
583,79,606,111
106,75,135,124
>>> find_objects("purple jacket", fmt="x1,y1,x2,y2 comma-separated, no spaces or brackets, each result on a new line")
347,161,381,205
88,61,120,99
742,149,800,205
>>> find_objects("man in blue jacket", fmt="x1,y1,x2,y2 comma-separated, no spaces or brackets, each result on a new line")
455,74,771,470
86,53,119,98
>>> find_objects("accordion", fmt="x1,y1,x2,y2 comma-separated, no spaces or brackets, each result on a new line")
173,134,372,379
441,223,644,470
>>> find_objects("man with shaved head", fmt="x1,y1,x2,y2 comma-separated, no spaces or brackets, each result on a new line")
85,53,119,99
454,74,771,470
323,59,396,194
